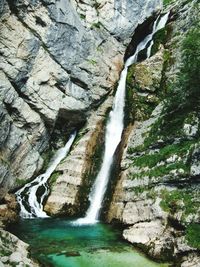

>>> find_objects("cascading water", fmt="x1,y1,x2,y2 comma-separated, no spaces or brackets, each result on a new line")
16,132,76,218
76,12,170,225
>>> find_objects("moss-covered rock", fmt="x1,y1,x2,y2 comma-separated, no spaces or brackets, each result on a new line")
109,0,200,264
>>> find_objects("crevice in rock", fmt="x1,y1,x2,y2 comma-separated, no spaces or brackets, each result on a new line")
70,76,89,90
35,16,47,27
124,14,158,61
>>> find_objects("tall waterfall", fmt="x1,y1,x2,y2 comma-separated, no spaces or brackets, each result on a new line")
76,12,170,225
16,132,76,218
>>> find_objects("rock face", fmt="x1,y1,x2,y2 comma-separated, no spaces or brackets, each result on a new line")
44,96,113,216
0,229,39,267
0,0,162,198
108,0,200,265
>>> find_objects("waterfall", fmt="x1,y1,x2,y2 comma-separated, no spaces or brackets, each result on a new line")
16,132,76,218
75,12,170,225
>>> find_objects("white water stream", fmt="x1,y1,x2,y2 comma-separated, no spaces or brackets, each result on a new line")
16,132,76,218
16,12,169,221
76,12,170,225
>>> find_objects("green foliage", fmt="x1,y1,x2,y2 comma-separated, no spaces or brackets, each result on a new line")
41,149,55,171
87,59,97,65
49,171,61,185
131,161,189,180
80,14,86,20
163,27,200,127
159,189,200,219
186,223,200,249
151,27,168,55
133,141,194,168
16,178,26,186
163,0,174,6
90,22,102,29
126,64,158,122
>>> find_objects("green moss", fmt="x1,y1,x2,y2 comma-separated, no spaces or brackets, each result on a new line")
162,26,200,131
186,223,200,249
124,69,135,125
163,0,174,6
15,178,26,186
126,64,158,122
132,186,147,195
87,59,97,65
49,171,61,185
151,27,168,56
41,149,55,172
80,14,86,20
90,22,102,29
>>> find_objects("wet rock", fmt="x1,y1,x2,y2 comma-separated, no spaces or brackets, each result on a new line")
108,0,200,263
133,47,164,92
0,0,161,196
44,96,113,216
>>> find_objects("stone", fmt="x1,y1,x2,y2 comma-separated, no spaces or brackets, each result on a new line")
108,0,200,263
0,0,162,196
190,147,200,177
181,253,200,267
0,229,39,267
44,96,113,215
123,220,165,245
134,47,165,92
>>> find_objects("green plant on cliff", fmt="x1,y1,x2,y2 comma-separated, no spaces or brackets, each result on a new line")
132,140,194,168
186,223,200,249
159,188,200,220
163,27,200,131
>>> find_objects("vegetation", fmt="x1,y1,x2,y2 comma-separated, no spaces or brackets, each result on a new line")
186,223,200,249
162,27,200,134
15,178,26,186
126,65,159,123
132,141,194,168
159,188,200,220
87,58,97,65
41,149,55,172
163,0,174,6
151,27,169,56
49,171,61,185
91,22,102,29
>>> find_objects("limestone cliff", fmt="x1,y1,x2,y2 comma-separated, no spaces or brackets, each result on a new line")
0,0,162,199
107,0,200,266
1,0,200,266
